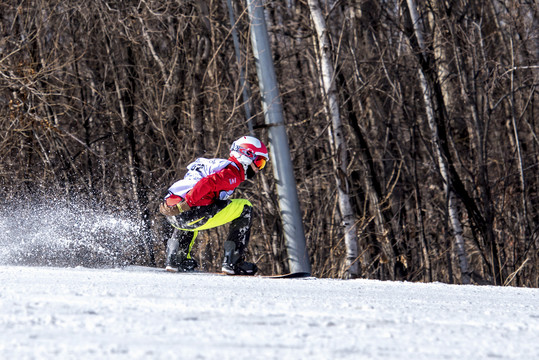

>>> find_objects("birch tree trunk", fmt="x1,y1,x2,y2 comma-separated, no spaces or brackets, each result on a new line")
405,0,470,284
448,5,502,284
308,0,359,278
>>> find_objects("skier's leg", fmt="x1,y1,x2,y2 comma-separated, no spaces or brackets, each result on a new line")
165,228,181,272
221,204,257,275
226,204,252,256
166,199,256,274
165,229,199,272
177,230,198,271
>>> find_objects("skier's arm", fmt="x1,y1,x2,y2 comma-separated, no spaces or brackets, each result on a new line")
184,167,240,206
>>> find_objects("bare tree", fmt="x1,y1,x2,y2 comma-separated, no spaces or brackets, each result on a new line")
1,0,537,285
307,0,359,278
404,0,471,283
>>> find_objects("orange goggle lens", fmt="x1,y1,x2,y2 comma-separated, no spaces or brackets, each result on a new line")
253,156,267,170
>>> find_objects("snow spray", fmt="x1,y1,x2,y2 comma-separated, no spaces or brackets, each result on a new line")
0,198,142,267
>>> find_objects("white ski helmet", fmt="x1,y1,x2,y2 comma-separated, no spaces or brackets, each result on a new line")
230,136,269,170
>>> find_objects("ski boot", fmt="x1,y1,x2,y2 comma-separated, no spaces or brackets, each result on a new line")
165,252,180,272
178,257,198,272
221,241,257,275
166,254,198,272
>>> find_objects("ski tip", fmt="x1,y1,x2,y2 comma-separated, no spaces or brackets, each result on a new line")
263,272,312,279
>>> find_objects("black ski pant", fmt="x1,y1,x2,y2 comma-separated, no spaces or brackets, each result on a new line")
164,199,252,265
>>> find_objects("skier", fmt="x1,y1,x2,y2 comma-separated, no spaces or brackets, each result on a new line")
159,135,269,275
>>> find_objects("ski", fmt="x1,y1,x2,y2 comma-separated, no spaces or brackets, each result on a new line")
260,272,311,279
122,266,312,278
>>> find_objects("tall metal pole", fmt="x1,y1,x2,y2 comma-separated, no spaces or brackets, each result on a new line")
246,0,311,275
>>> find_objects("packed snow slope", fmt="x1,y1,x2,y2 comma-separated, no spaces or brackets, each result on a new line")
1,266,538,360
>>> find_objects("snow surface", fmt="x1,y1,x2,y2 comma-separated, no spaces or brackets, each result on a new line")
1,265,538,360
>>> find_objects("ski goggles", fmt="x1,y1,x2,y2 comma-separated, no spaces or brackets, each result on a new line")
253,156,267,170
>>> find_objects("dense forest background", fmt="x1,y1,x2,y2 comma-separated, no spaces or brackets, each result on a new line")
1,0,537,286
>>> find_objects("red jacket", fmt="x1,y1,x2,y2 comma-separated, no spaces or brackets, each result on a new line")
166,157,245,207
